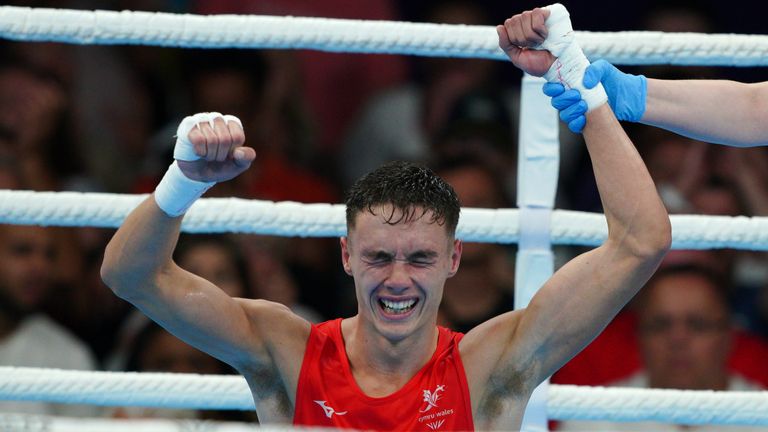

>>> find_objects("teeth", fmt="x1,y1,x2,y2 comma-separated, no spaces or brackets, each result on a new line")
380,298,417,314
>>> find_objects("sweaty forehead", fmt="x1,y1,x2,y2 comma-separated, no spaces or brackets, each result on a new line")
348,209,451,250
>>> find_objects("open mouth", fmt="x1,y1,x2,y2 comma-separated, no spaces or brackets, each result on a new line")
378,298,419,316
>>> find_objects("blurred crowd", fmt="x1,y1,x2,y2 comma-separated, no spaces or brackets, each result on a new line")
0,0,767,429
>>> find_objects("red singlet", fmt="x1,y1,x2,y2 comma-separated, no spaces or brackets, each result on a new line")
293,319,474,431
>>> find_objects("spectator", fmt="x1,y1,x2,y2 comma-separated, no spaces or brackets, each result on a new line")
341,0,515,187
558,264,766,431
433,90,517,200
113,321,256,422
0,62,80,191
193,0,407,153
434,157,515,332
0,224,98,416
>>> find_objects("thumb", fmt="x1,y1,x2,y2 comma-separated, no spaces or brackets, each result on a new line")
496,25,513,52
232,147,256,167
583,59,611,89
496,25,522,59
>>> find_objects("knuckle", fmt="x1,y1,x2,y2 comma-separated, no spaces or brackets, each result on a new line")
194,142,206,156
188,128,204,144
198,123,213,137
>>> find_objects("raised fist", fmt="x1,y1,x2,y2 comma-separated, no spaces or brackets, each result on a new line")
174,113,256,183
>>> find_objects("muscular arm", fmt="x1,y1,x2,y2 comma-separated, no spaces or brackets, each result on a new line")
511,105,670,383
643,79,768,147
481,7,671,392
101,117,309,374
466,105,671,397
104,199,268,368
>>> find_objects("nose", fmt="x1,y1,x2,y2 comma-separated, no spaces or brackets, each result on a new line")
666,321,694,347
30,250,52,274
385,261,411,292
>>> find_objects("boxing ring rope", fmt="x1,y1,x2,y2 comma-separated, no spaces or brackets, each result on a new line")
3,6,768,65
1,190,767,250
1,5,767,431
0,416,274,432
0,367,766,426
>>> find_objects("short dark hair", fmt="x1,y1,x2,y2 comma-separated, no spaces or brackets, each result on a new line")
640,263,730,312
345,161,460,236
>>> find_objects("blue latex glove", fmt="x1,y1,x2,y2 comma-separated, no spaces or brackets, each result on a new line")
543,82,587,133
584,59,647,122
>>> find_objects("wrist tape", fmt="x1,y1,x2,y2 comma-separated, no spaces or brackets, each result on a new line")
154,161,215,217
154,112,241,217
540,3,607,111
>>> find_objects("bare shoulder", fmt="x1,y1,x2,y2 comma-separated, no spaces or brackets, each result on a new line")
459,310,537,404
238,298,312,351
236,298,313,415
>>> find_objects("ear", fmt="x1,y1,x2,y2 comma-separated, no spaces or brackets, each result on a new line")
448,239,462,277
340,236,352,275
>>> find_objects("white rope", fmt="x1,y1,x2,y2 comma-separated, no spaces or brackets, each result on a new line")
0,367,766,426
1,190,767,250
0,414,300,432
0,415,273,432
549,385,768,426
2,6,768,66
0,367,252,410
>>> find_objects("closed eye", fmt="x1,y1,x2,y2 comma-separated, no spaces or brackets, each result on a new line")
361,251,438,267
407,252,437,267
362,251,393,266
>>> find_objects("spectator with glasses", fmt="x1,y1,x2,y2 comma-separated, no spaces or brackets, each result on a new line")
558,263,765,431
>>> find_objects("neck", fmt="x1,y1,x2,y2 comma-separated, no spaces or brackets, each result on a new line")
342,316,438,396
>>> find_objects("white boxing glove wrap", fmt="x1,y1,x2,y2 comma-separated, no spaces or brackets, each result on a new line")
540,3,607,111
154,161,215,217
173,112,243,161
154,112,242,217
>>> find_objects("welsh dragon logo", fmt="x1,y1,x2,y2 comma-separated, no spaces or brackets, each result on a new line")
419,384,445,413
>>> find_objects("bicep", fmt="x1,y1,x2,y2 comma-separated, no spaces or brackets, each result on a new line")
126,263,267,368
504,242,661,384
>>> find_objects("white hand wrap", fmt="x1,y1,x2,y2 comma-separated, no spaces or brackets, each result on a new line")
154,161,215,217
540,3,607,111
154,112,242,217
173,112,243,161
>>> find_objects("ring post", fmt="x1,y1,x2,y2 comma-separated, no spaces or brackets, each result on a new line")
515,73,559,432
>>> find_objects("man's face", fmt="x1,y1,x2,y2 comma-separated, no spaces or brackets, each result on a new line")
0,226,55,315
341,205,462,341
638,273,731,390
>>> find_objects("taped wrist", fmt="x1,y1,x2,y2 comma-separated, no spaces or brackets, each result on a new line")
540,3,607,111
154,112,242,217
154,161,215,217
